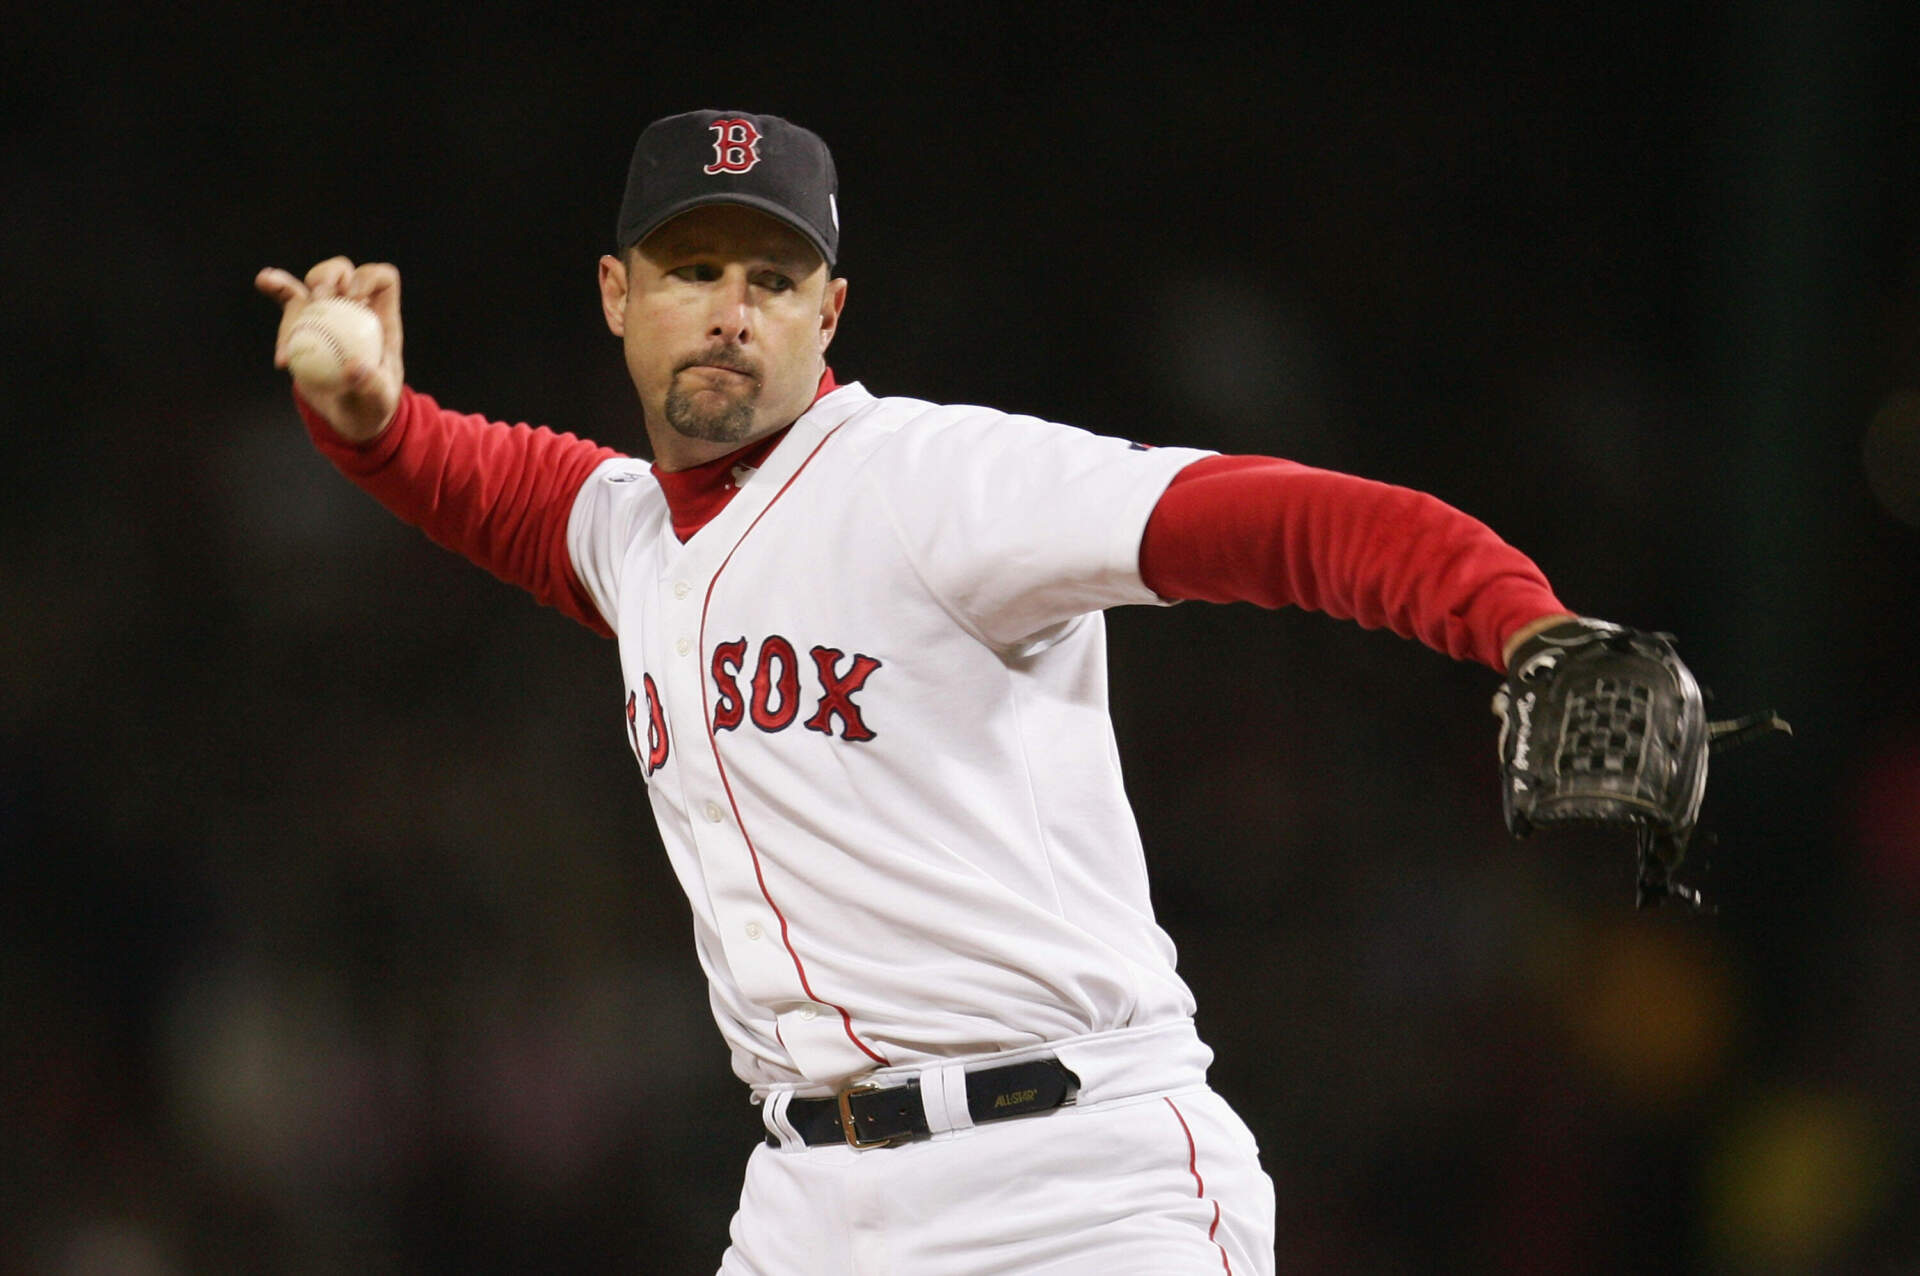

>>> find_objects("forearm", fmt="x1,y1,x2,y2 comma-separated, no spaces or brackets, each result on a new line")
1139,454,1569,671
298,385,621,635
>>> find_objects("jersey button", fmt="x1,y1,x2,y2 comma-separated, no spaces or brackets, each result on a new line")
704,801,724,823
675,637,693,655
744,921,763,940
673,581,691,599
797,1005,819,1021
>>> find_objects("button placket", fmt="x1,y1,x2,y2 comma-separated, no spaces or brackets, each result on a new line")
662,565,796,1008
657,475,858,1038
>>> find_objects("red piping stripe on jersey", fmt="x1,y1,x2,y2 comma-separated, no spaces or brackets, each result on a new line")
1166,1097,1233,1274
697,422,889,1069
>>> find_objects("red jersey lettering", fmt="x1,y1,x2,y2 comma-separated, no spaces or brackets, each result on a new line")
750,635,801,731
804,647,882,742
712,638,749,732
628,678,670,775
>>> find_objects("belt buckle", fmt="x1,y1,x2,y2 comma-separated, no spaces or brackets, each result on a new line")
835,1083,907,1150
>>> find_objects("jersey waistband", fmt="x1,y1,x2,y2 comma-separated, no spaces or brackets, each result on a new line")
751,1018,1213,1110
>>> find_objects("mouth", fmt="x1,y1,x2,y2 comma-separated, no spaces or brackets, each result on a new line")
680,361,759,383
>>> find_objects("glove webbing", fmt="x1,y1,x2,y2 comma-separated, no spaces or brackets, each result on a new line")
1636,709,1791,911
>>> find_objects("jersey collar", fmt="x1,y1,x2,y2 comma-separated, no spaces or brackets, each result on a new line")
652,366,839,543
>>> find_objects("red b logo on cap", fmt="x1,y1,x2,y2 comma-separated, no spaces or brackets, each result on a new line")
704,119,762,174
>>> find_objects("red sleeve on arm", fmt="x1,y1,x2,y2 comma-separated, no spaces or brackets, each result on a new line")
1138,454,1569,671
297,386,622,637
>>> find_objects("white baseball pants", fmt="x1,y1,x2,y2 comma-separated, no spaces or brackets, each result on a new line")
718,1083,1275,1275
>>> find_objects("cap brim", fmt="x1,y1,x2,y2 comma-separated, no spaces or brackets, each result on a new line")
623,193,836,270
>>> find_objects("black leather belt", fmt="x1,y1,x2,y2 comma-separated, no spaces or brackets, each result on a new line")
771,1058,1080,1149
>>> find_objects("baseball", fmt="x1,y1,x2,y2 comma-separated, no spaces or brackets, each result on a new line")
285,297,384,389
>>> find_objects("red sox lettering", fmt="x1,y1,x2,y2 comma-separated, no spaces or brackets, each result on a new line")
717,636,883,740
744,636,799,732
633,637,883,773
799,646,883,741
626,674,670,776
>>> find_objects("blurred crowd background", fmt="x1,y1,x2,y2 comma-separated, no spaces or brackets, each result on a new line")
6,3,1918,1272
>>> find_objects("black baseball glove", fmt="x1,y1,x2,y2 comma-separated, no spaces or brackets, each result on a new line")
1492,618,1789,909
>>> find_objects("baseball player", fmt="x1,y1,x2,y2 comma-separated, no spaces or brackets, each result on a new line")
256,110,1730,1274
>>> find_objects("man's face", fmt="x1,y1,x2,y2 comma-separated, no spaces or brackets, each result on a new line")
598,204,846,470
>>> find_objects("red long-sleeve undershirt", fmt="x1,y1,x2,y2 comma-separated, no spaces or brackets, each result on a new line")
298,388,1565,670
297,386,620,637
1139,455,1565,671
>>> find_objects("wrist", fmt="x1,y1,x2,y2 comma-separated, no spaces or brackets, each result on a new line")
1500,612,1579,671
295,383,404,449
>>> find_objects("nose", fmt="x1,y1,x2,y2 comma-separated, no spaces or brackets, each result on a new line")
707,271,753,345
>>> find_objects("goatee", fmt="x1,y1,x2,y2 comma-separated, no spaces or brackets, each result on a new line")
664,358,760,447
664,377,760,444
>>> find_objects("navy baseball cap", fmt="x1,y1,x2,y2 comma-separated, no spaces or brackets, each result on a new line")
616,110,840,268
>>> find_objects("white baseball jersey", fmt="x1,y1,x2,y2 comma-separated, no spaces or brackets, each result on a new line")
565,381,1215,1094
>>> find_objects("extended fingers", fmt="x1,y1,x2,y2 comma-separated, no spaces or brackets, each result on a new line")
348,262,404,362
257,266,315,367
259,256,404,381
254,266,308,306
304,256,357,298
347,261,399,304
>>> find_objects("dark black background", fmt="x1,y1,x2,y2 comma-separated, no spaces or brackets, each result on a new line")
6,3,1918,1271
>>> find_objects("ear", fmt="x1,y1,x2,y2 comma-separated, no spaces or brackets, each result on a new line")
597,254,629,336
818,276,848,352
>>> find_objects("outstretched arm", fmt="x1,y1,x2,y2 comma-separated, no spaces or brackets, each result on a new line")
256,260,621,635
1139,454,1572,672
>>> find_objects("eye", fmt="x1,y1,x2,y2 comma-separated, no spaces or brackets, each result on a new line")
756,271,795,293
672,263,722,283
